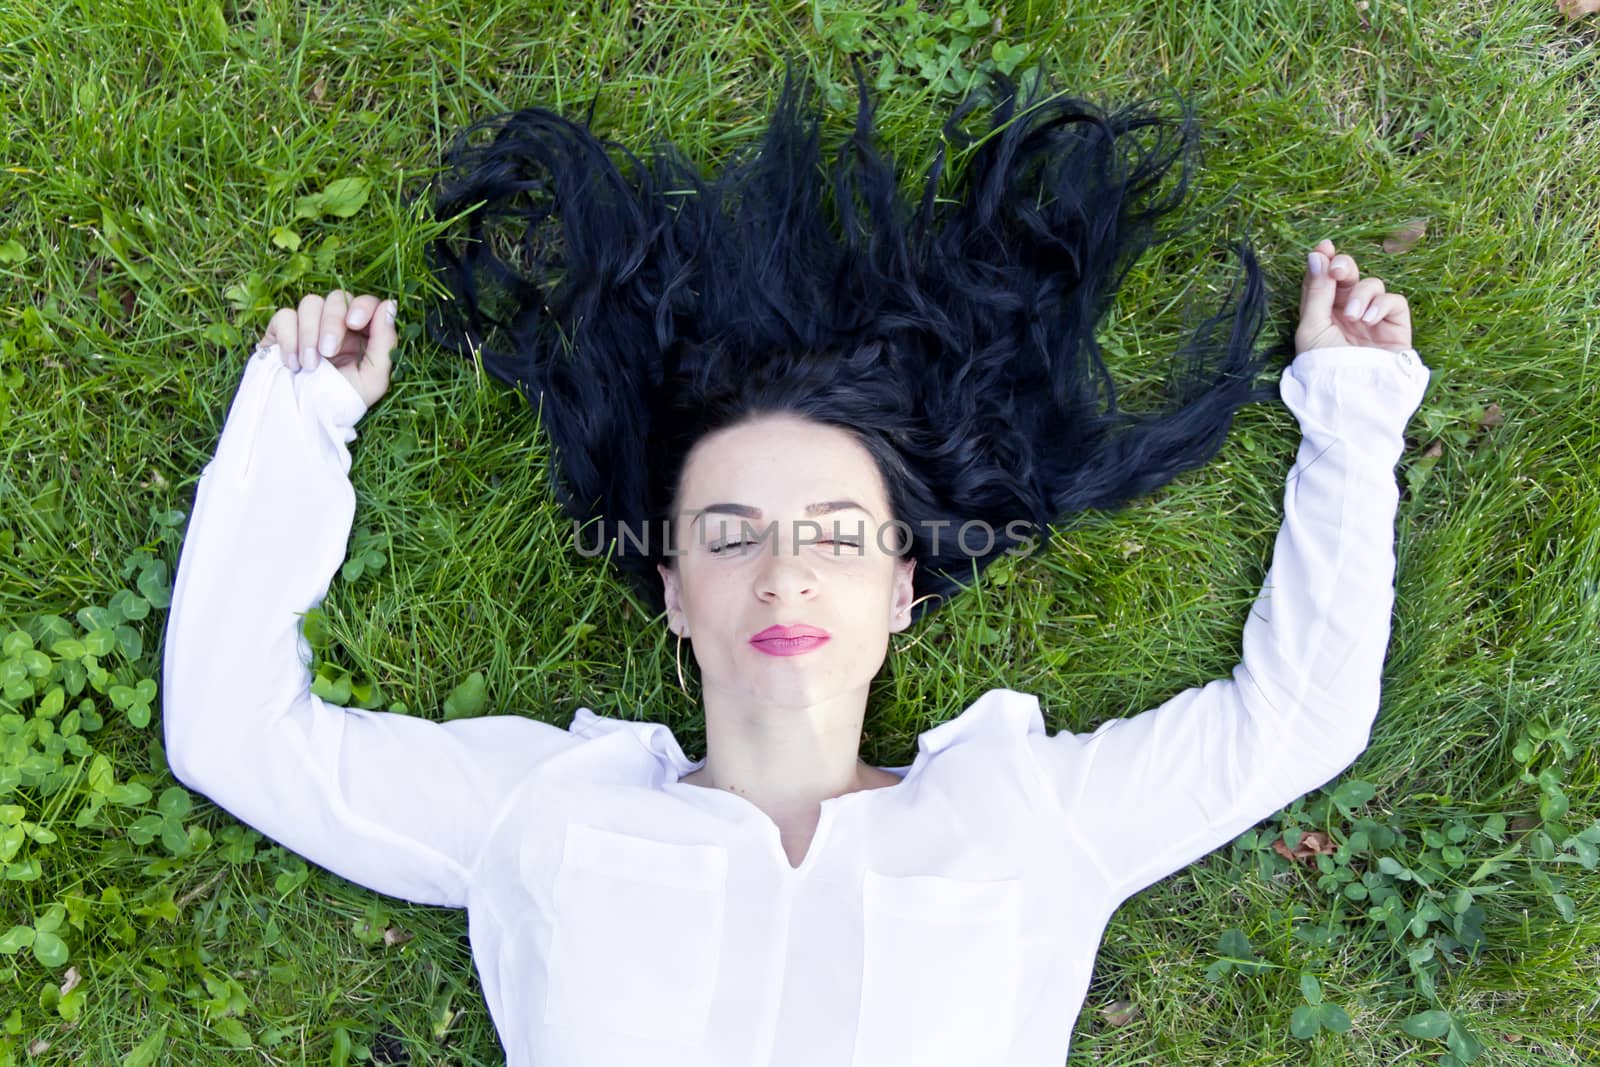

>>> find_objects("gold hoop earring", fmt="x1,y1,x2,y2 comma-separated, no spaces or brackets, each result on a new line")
892,593,943,655
675,630,690,698
902,592,942,624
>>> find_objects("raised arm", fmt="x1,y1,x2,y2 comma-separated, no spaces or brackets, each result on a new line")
1027,244,1430,902
161,292,581,908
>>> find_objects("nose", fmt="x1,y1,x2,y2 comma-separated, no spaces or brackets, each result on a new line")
755,542,819,603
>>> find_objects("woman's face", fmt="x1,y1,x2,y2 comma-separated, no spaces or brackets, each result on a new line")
657,413,917,708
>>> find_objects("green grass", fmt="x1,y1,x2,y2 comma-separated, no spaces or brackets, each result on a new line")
3,0,1598,1063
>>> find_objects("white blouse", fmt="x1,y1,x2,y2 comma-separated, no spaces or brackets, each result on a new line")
162,341,1429,1066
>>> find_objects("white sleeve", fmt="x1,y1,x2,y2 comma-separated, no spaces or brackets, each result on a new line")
161,349,582,908
1028,345,1431,902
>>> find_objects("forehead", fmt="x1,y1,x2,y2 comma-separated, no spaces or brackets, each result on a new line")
678,415,888,511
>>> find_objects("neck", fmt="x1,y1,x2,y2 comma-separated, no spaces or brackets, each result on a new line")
686,679,875,817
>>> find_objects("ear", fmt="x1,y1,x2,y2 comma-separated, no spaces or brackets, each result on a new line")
888,557,917,633
658,562,689,637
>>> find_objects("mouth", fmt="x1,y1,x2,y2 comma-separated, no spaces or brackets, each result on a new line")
749,624,831,657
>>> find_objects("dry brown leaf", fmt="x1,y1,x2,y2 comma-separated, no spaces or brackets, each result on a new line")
1508,814,1541,842
1383,219,1427,254
1099,999,1141,1028
29,1040,51,1056
60,966,82,997
1272,830,1338,865
177,867,227,909
1478,403,1504,431
382,926,415,947
1423,439,1444,459
1557,0,1600,20
310,76,327,104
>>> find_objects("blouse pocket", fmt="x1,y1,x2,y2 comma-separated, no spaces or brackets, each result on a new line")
851,871,1024,1067
542,823,729,1045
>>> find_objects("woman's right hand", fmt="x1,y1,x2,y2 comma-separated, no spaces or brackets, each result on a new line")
255,290,398,411
1295,240,1413,356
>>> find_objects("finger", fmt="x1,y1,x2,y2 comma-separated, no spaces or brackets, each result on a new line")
263,307,301,369
315,289,354,369
1328,253,1360,292
364,298,399,380
1359,290,1399,326
332,295,383,358
345,294,381,331
1343,277,1387,321
297,293,325,372
1388,292,1414,329
1302,248,1338,326
1373,292,1412,330
1300,239,1337,297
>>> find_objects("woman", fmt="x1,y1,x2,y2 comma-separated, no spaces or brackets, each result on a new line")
162,66,1428,1066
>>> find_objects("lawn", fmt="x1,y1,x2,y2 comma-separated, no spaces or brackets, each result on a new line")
2,0,1597,1063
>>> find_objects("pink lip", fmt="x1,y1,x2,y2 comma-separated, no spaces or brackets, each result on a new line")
750,624,831,657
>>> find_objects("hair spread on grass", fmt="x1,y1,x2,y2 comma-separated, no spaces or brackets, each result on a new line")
421,59,1274,624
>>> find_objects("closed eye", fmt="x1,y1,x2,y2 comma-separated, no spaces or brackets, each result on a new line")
709,539,863,554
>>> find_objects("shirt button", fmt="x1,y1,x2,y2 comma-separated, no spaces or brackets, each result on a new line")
1394,347,1419,372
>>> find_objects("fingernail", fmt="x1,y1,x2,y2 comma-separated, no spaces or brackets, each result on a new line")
319,333,335,358
1345,300,1360,318
1308,252,1324,276
303,346,317,370
1362,305,1382,324
383,300,397,324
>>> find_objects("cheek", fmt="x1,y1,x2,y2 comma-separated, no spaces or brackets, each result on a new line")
675,560,733,618
841,561,902,618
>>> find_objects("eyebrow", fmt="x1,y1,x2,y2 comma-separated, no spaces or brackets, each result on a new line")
689,500,875,522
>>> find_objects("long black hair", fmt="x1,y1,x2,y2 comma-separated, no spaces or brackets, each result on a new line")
421,60,1275,625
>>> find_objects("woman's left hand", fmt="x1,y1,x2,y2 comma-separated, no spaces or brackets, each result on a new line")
1295,239,1413,356
255,289,398,411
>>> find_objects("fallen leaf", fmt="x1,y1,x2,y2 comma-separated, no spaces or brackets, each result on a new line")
1423,439,1444,459
382,926,414,947
60,966,82,997
177,868,227,909
310,76,327,104
1477,403,1504,431
29,1040,51,1056
1272,830,1338,864
1508,814,1541,841
1557,0,1599,19
1099,999,1141,1027
1383,219,1427,254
